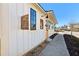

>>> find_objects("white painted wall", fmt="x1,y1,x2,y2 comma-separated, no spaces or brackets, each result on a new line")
0,4,1,55
48,24,55,37
48,30,55,37
0,3,46,56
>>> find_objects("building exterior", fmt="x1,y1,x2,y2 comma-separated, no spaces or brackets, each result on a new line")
46,11,57,36
60,25,71,31
0,3,57,56
70,23,79,32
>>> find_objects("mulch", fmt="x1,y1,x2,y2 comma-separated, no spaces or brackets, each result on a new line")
63,34,79,56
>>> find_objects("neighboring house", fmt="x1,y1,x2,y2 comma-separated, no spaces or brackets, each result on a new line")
70,23,79,32
60,25,70,31
0,3,57,56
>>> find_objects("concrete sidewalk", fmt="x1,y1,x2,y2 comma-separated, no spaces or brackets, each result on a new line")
58,31,79,38
39,34,70,56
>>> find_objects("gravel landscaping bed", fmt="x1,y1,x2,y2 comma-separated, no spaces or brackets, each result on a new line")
64,34,79,56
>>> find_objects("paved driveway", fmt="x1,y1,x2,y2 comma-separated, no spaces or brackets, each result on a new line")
39,34,69,56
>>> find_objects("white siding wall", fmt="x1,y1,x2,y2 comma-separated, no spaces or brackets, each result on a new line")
0,3,46,56
0,4,1,55
48,24,55,37
0,4,1,39
1,4,9,55
48,30,55,37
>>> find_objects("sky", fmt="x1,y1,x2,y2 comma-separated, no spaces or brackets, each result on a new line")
40,3,79,27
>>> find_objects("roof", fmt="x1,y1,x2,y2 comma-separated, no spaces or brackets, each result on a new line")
70,23,79,28
31,3,46,14
31,3,58,24
70,23,79,25
46,10,58,24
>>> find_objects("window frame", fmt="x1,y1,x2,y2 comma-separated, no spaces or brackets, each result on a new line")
30,8,36,30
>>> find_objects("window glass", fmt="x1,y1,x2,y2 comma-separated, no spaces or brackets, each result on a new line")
30,8,36,30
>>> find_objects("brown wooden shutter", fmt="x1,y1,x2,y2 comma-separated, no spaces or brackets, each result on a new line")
21,15,29,30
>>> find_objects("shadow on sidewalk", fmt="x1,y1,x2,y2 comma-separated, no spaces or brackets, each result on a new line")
49,33,58,40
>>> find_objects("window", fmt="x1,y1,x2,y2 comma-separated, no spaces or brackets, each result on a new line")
30,8,36,30
40,19,43,29
21,15,29,30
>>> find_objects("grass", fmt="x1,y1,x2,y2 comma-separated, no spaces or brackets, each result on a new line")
64,34,79,56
